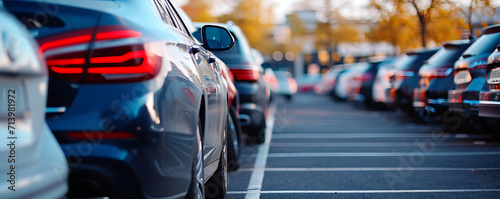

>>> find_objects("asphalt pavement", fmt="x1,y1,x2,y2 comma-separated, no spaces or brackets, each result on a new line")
226,93,500,199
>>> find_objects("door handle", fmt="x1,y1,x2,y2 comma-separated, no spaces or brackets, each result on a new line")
190,45,201,54
208,56,216,63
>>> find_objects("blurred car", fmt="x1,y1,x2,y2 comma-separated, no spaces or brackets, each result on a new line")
296,74,321,93
5,0,235,198
349,58,395,109
194,22,270,144
385,48,439,116
0,9,68,198
177,4,243,171
413,40,474,123
315,64,350,96
449,25,500,132
479,46,500,133
333,63,364,101
373,58,400,107
265,68,279,100
274,71,297,100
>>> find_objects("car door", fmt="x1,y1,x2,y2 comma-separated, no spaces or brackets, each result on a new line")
162,0,225,169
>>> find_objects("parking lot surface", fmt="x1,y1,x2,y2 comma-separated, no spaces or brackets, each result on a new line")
226,93,500,199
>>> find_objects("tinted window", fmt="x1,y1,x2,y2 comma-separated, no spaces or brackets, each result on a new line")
395,51,436,70
426,47,464,66
462,33,500,57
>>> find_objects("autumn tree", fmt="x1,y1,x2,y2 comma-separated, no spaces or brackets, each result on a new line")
459,0,497,36
217,0,275,54
181,0,216,22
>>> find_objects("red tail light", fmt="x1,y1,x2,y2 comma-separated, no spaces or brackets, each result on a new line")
419,66,452,86
231,69,259,82
41,25,161,83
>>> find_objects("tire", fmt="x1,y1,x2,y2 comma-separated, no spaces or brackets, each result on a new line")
226,107,241,171
205,127,227,199
185,120,204,199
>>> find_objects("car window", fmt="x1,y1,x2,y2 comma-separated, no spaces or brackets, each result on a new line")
426,47,464,66
153,0,176,26
462,33,500,57
164,0,190,35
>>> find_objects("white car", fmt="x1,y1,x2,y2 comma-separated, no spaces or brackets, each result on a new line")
0,10,68,198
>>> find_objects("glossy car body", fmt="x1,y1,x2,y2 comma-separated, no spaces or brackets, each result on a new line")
4,0,233,198
385,48,439,114
413,40,473,122
449,25,500,131
194,22,270,144
176,5,242,170
0,10,68,198
479,48,500,131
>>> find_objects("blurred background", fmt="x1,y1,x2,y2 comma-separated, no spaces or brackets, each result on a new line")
173,0,500,76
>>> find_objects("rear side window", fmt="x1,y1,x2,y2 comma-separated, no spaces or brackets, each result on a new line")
153,0,176,26
462,33,500,57
395,51,435,70
426,47,465,66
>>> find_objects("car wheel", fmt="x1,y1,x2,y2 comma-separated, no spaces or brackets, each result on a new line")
226,107,241,171
256,124,266,144
185,120,204,199
205,130,227,199
416,108,441,123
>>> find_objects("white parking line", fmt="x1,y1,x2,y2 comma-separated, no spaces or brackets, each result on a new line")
270,142,499,147
259,151,500,158
230,189,500,194
271,133,491,139
237,167,500,172
245,101,277,199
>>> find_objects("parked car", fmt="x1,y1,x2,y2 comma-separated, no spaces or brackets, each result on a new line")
413,40,474,123
177,4,243,171
193,22,270,144
333,63,365,101
479,46,500,133
296,74,321,93
265,68,279,100
274,71,297,100
385,48,439,116
349,58,395,109
315,64,349,96
0,9,68,198
449,25,500,132
4,0,234,198
373,58,401,107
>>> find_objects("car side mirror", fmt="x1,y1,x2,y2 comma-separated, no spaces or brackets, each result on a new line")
423,60,429,65
496,44,500,51
201,25,234,51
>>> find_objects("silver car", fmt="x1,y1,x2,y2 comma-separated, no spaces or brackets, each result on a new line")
0,9,68,198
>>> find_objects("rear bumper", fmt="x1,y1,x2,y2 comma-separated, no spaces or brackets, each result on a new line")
479,90,500,118
413,87,448,115
448,89,479,115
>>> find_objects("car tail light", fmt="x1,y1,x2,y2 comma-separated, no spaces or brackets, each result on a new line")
41,25,162,83
231,69,259,82
66,131,135,139
419,66,452,86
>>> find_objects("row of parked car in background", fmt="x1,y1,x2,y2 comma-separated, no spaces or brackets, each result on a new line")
316,24,500,135
0,0,279,198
